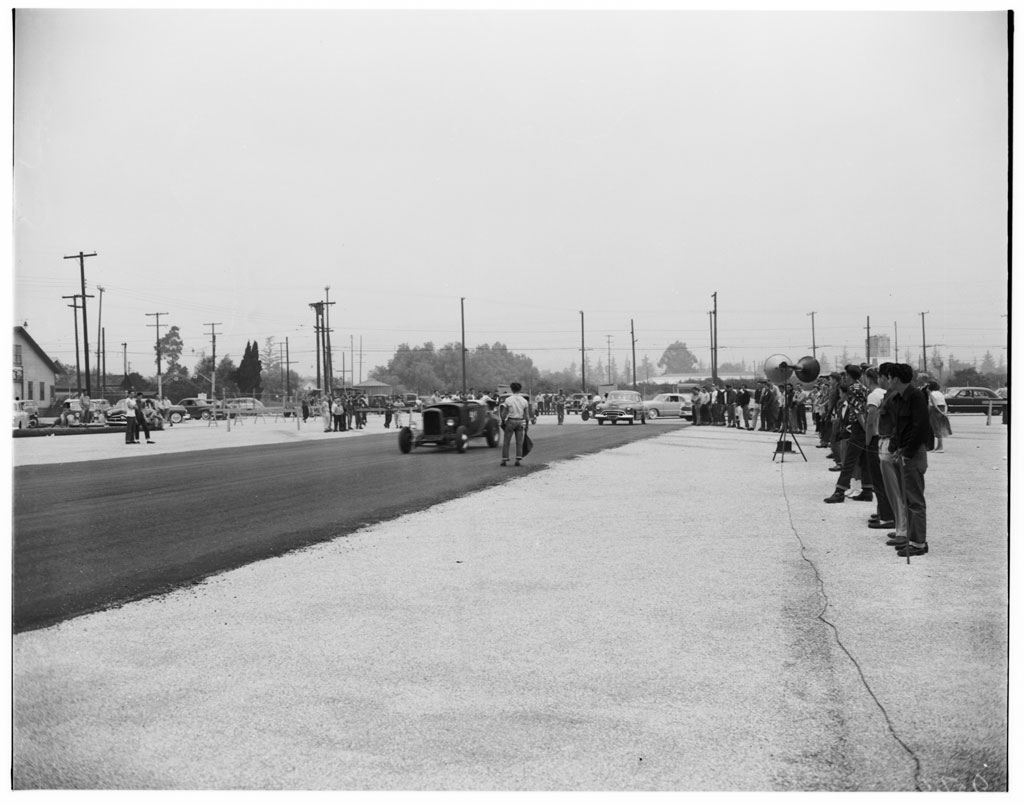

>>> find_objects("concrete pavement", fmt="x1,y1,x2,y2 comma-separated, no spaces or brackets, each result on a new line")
10,415,1011,789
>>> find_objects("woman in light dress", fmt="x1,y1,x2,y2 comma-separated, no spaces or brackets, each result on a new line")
927,380,952,452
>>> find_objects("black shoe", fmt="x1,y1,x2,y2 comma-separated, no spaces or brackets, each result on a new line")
897,543,928,557
825,453,836,459
146,440,155,444
886,536,908,547
828,466,841,472
850,490,873,502
823,492,845,504
868,514,880,521
869,521,896,530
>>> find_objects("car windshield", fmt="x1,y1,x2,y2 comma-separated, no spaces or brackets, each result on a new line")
607,392,638,401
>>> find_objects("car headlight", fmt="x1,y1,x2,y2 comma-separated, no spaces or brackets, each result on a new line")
446,418,456,427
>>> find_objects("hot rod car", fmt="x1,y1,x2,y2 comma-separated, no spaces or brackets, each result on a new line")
398,399,501,453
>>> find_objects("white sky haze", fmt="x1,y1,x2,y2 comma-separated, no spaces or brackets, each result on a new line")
11,8,1010,382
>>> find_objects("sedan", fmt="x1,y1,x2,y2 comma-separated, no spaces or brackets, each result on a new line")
943,387,1007,414
177,397,218,420
594,390,646,425
643,393,693,420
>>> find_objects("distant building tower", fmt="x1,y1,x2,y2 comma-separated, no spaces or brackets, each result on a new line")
868,334,892,362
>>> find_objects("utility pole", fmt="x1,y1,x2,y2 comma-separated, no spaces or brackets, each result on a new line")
204,323,222,399
350,334,355,389
63,294,83,393
64,251,97,396
324,287,335,394
708,310,714,376
146,312,169,399
579,311,586,392
807,311,817,359
122,342,127,378
865,316,871,364
101,327,106,396
894,321,899,362
630,319,639,391
95,285,105,393
711,291,718,382
461,297,467,396
284,337,295,397
605,335,614,384
309,303,323,391
919,311,929,373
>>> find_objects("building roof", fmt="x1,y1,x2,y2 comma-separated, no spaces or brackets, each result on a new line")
14,326,60,374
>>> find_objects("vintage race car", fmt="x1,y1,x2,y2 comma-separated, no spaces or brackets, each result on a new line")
398,400,501,453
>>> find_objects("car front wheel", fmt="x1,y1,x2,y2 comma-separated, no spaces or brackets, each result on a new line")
647,408,659,419
398,427,413,453
168,411,183,424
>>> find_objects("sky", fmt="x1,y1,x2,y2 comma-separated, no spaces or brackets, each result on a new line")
9,6,1011,385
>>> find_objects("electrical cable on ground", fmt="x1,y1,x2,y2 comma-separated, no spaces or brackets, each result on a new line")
778,463,924,792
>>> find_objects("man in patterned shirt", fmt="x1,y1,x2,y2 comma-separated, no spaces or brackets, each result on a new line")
824,364,874,503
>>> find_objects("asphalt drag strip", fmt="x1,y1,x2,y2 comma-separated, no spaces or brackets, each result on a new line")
12,418,1009,790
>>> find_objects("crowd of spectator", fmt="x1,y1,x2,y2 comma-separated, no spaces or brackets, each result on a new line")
814,362,943,559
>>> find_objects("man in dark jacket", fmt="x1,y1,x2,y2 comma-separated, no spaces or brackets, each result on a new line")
888,363,933,556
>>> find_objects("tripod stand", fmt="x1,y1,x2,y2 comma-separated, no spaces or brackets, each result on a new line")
763,354,819,463
772,385,806,462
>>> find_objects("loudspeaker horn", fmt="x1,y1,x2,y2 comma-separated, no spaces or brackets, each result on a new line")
793,355,821,383
763,354,794,383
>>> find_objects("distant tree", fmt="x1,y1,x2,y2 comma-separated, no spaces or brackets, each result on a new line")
980,351,997,374
157,325,184,370
638,355,655,384
719,361,746,374
948,366,984,388
231,341,263,397
657,341,699,374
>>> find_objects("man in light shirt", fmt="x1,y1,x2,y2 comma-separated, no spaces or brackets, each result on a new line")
499,381,531,467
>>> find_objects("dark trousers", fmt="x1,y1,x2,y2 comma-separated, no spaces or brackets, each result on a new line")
126,415,139,443
901,450,928,544
333,414,345,431
835,428,872,491
135,411,151,440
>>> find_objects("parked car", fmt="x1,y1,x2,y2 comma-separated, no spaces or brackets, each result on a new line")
104,398,170,430
566,393,589,414
106,396,190,425
643,392,693,420
14,399,39,428
177,397,218,420
943,387,1007,414
398,399,500,453
221,397,267,416
13,400,32,429
594,390,647,425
